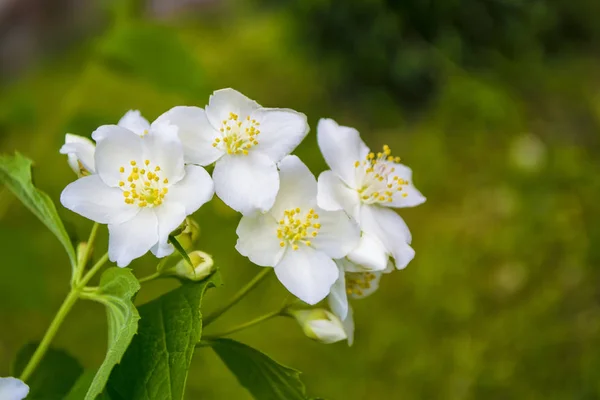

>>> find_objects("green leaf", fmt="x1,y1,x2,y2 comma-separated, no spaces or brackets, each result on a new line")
106,272,221,400
206,338,308,400
0,152,77,271
65,371,110,400
12,344,83,400
83,267,141,400
100,23,205,97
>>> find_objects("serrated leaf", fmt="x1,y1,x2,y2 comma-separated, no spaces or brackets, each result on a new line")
0,152,77,271
12,344,83,400
83,267,141,400
206,338,308,400
100,23,205,97
106,272,221,400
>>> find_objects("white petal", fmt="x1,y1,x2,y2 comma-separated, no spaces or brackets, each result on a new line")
385,163,426,208
317,170,360,219
108,208,158,267
205,88,261,129
143,121,185,184
235,213,284,267
360,205,415,269
93,125,144,187
153,106,223,165
118,110,150,136
346,233,389,271
151,202,187,258
317,118,370,187
270,155,317,217
213,152,279,215
308,318,347,344
274,247,339,305
61,175,139,224
0,377,29,400
60,134,96,175
311,208,360,259
168,165,214,215
251,108,309,162
328,262,349,320
343,306,355,346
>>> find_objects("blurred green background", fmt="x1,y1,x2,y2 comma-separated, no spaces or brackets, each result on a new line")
1,0,600,398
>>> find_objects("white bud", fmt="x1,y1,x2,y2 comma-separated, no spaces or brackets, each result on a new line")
60,134,96,177
291,309,347,344
0,377,29,400
173,250,215,281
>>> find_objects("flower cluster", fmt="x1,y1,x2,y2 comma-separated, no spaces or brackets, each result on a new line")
60,88,425,345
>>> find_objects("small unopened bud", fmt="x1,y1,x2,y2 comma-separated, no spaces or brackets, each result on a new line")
172,250,215,281
172,218,200,251
290,309,347,344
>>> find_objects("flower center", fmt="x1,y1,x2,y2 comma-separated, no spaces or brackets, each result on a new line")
118,159,169,208
354,145,409,204
212,112,261,155
277,207,321,251
345,271,377,296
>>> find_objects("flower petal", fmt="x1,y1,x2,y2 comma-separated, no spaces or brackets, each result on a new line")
385,163,426,208
0,377,29,400
270,155,317,217
346,233,389,271
205,88,261,129
329,260,350,320
117,110,150,136
168,165,214,215
92,125,144,187
342,306,355,346
60,134,96,175
153,106,223,165
108,208,158,267
317,118,370,188
317,170,360,220
213,152,279,215
360,205,415,269
151,202,187,258
311,208,360,259
251,108,309,162
274,246,339,305
61,175,139,224
143,121,185,184
235,213,284,267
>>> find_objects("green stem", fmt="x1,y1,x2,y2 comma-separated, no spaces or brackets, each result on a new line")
202,309,283,340
138,271,162,284
203,268,272,327
73,222,100,285
79,252,110,288
19,289,79,381
19,251,110,383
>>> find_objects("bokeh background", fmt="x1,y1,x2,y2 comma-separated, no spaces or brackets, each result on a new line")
1,0,600,398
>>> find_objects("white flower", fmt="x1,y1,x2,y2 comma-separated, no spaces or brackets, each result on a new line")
235,155,360,304
328,258,391,321
154,88,310,215
60,110,151,177
290,308,348,344
0,377,29,400
60,120,214,267
317,118,425,271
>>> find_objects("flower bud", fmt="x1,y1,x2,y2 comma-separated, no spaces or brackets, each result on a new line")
172,250,215,281
0,377,29,400
172,218,200,251
290,309,347,344
60,134,96,177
